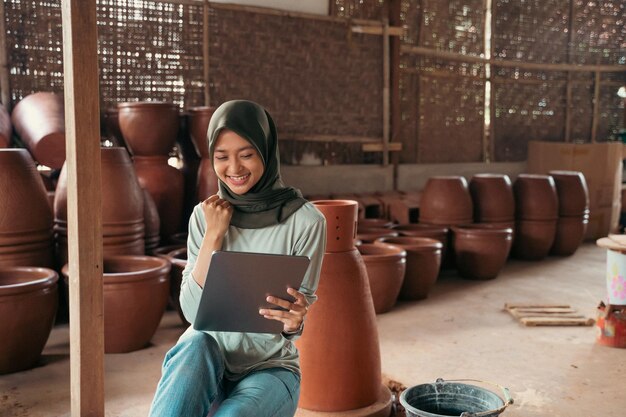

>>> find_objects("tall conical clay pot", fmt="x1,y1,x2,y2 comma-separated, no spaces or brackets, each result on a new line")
296,200,392,415
469,174,515,223
0,267,58,374
117,102,179,156
357,243,406,314
11,92,66,169
0,104,12,148
197,158,219,201
62,255,170,353
452,225,513,280
0,149,54,268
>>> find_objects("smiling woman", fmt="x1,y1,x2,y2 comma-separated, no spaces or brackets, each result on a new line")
212,130,265,195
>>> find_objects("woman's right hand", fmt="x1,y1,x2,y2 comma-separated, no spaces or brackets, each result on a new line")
200,195,233,241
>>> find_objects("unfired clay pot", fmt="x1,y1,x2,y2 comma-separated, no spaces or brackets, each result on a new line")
197,158,220,201
0,149,54,268
550,212,589,256
310,200,358,253
469,174,515,222
513,174,558,220
0,104,11,148
512,219,557,260
375,236,442,300
452,225,513,280
419,176,473,225
11,92,66,169
143,189,160,253
62,255,170,353
357,243,406,314
188,106,215,158
118,102,179,156
549,170,589,216
0,267,58,374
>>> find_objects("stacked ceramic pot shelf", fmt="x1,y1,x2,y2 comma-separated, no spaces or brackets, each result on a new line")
187,106,219,202
512,174,558,260
296,200,392,416
118,101,184,242
549,170,590,256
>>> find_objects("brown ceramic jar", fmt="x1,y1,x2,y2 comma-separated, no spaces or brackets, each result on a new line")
357,243,406,314
0,104,11,148
188,106,216,158
549,170,589,216
469,174,515,222
452,225,513,280
197,158,220,202
550,211,589,256
118,101,180,156
419,176,473,225
513,174,558,220
0,267,58,374
512,219,557,260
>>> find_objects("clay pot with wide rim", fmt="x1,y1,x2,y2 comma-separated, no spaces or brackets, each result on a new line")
550,212,589,256
452,225,513,280
469,174,515,223
310,200,358,253
0,267,58,374
157,247,189,325
356,227,399,244
549,170,589,216
419,176,473,225
357,243,406,314
118,102,179,156
197,158,220,202
62,255,170,353
188,106,216,158
513,174,558,221
11,92,66,169
375,236,442,300
512,219,557,260
0,104,11,148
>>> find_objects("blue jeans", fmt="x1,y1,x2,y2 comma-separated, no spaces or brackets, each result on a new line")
149,330,300,417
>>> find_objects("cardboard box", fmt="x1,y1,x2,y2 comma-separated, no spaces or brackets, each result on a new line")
527,141,623,240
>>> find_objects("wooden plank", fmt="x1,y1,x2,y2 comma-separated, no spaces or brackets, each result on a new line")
513,307,577,314
362,142,402,152
61,1,105,416
203,0,210,106
284,134,383,144
382,19,390,166
520,317,595,327
0,0,10,110
504,303,571,309
389,0,401,189
351,25,403,36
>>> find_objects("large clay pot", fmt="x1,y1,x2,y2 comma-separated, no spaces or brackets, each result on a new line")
118,102,179,156
0,104,11,147
296,200,391,414
452,225,513,280
550,212,589,256
512,219,557,260
419,176,473,225
62,255,170,353
157,247,188,325
133,155,184,240
357,243,406,314
0,267,58,374
197,158,220,201
188,106,215,158
102,107,127,149
469,174,515,222
11,92,66,169
0,149,54,268
358,218,394,229
549,170,589,216
513,174,558,221
356,227,399,244
143,188,160,253
375,236,442,300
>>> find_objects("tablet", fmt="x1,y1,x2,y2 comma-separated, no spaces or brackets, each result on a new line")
193,251,311,333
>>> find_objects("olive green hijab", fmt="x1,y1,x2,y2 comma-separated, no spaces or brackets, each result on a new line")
207,100,306,229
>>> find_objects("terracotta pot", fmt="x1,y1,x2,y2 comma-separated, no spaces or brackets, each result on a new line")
357,243,406,314
62,255,170,353
393,223,451,267
143,188,160,253
0,149,54,268
188,106,216,158
118,102,179,156
549,170,589,216
11,92,66,169
102,107,127,149
133,155,184,240
512,219,557,260
452,225,513,280
513,174,558,221
356,228,399,244
375,236,442,300
197,158,220,201
0,267,58,374
358,218,394,229
550,212,589,256
312,200,359,253
158,247,188,325
469,174,515,222
419,176,473,225
0,103,11,148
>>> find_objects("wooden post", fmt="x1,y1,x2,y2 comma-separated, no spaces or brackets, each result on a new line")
61,1,105,416
0,0,11,110
591,70,600,143
482,0,491,162
489,0,496,161
389,0,401,189
382,18,390,167
564,0,574,142
415,0,425,163
203,0,210,106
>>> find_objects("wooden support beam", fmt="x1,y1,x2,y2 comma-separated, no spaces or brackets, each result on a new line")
61,1,105,416
389,0,402,190
362,142,402,152
0,0,11,110
351,25,403,36
283,134,384,144
382,18,390,166
203,0,210,106
564,0,574,143
591,71,601,143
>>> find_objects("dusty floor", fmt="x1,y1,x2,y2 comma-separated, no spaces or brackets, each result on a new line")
1,243,624,417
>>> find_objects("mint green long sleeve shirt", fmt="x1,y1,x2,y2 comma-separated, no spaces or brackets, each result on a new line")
178,202,326,380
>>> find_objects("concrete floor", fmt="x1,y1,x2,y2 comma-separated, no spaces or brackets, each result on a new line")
1,242,624,417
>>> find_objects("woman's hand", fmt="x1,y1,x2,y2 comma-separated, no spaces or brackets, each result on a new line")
259,287,309,334
200,195,233,241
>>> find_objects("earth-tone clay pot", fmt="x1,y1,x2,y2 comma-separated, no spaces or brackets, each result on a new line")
0,149,54,268
452,225,513,280
311,200,358,253
176,112,201,225
0,104,11,147
0,267,58,374
375,236,442,300
62,255,170,353
158,247,188,325
512,219,557,260
549,170,589,216
143,189,160,253
197,158,219,201
469,174,515,222
102,107,127,148
393,223,451,267
356,227,399,244
419,176,473,225
188,106,215,158
513,174,558,221
358,218,395,229
357,243,406,314
550,212,589,256
11,92,66,169
118,102,179,156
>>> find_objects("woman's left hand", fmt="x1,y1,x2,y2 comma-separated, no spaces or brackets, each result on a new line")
259,287,309,334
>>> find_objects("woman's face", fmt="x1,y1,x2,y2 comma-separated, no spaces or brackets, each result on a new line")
212,129,264,195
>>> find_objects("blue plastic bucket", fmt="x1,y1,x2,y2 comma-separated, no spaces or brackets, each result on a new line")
399,378,513,417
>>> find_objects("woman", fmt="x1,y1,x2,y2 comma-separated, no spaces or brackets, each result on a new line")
149,100,326,417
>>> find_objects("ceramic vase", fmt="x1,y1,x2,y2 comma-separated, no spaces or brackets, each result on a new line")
452,225,513,280
0,104,11,148
118,101,179,156
419,176,473,225
357,243,406,314
469,174,515,223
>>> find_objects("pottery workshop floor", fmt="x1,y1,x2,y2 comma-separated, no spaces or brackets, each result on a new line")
1,242,624,417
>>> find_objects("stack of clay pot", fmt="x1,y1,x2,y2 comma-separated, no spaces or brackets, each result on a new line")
469,174,515,227
118,101,183,242
420,176,473,226
549,171,590,256
0,104,11,148
54,147,145,266
62,255,170,353
512,174,558,260
296,200,392,416
451,224,513,280
0,149,55,269
0,267,58,374
375,236,442,300
188,106,219,201
357,243,406,314
11,92,66,169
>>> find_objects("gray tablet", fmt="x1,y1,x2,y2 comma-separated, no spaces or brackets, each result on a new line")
193,251,311,334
